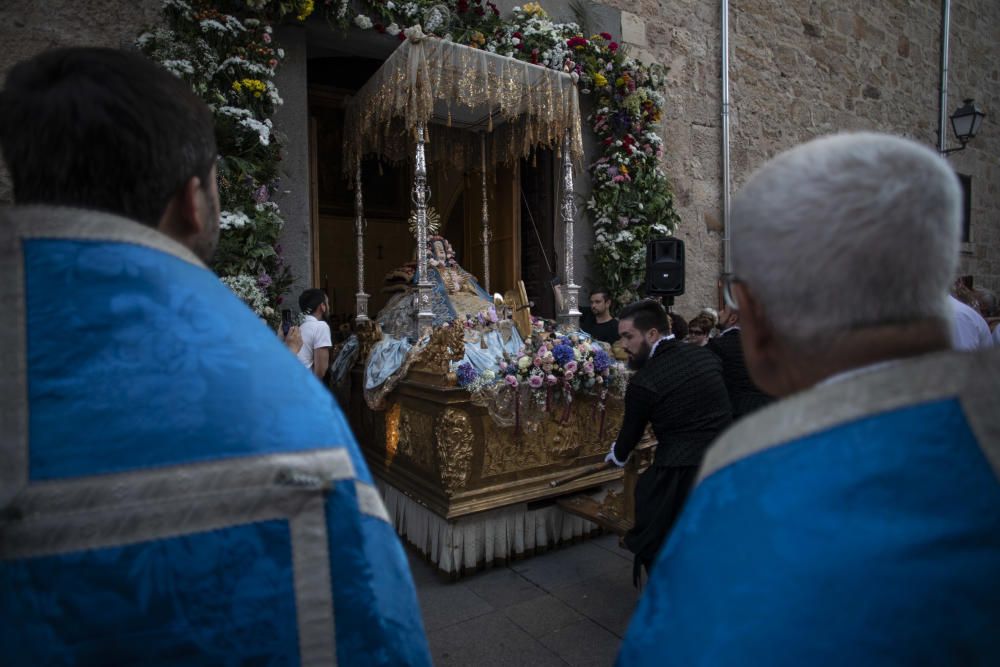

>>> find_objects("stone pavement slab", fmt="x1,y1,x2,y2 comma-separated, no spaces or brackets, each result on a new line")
504,595,584,639
409,534,639,666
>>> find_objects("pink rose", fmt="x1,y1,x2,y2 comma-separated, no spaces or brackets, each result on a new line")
499,361,508,371
565,361,578,373
584,361,595,374
596,376,604,385
564,371,575,381
546,374,558,385
533,357,543,367
529,375,544,388
505,375,519,388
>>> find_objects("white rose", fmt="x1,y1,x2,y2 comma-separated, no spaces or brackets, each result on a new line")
354,14,373,29
404,24,425,41
386,23,400,36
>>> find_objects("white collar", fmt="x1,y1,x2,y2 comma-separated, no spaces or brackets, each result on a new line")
650,333,675,357
720,325,741,336
304,314,318,322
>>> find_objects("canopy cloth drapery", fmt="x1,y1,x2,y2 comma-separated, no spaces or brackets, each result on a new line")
342,37,584,174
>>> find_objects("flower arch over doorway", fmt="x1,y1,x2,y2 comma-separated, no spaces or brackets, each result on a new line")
138,0,680,321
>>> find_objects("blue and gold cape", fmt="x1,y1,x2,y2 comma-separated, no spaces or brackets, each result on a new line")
618,348,1000,665
0,207,431,666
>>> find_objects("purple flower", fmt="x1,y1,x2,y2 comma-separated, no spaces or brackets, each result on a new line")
456,362,479,387
565,360,578,373
552,343,574,366
583,361,595,374
593,348,611,373
253,184,269,204
528,375,544,389
505,375,519,388
257,272,273,289
546,374,558,385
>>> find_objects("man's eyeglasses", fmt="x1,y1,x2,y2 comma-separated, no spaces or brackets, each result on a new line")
722,275,743,311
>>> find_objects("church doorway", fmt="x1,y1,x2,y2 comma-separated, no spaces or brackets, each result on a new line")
307,55,533,327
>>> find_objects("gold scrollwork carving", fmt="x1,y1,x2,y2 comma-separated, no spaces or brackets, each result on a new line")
355,319,383,363
399,407,435,470
412,324,465,376
481,394,625,478
435,408,474,495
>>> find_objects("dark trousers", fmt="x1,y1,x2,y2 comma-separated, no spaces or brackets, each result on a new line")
624,464,699,584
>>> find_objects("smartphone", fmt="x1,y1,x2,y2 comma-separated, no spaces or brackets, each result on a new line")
281,309,292,336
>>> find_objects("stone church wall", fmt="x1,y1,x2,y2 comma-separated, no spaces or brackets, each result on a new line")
599,0,1000,317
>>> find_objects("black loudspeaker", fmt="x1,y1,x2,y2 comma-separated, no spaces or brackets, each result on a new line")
645,238,685,297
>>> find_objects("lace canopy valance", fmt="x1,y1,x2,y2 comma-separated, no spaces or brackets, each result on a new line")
342,37,584,173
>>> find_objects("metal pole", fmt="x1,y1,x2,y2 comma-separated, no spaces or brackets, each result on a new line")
354,157,370,323
559,131,581,329
414,124,434,334
721,0,732,276
938,0,951,153
481,133,491,294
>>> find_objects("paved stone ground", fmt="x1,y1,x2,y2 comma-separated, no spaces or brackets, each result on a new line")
409,534,640,666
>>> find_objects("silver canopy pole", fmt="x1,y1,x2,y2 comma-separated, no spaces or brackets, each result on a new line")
354,157,370,323
558,131,581,329
480,133,491,295
414,124,434,334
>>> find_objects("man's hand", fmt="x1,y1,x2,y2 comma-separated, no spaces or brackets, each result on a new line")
279,325,303,355
604,441,628,467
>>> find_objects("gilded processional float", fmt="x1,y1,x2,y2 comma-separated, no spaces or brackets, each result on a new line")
337,35,628,575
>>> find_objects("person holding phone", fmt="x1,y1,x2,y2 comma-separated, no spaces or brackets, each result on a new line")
277,308,302,355
297,288,332,380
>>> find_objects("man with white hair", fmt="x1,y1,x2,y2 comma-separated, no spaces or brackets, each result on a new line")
617,133,1000,665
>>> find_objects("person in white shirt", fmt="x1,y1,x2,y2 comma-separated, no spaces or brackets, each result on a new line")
296,288,333,379
949,294,992,350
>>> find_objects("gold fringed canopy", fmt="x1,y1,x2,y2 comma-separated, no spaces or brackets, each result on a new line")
343,37,584,174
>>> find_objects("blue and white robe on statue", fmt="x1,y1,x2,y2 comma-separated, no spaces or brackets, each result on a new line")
0,207,431,666
618,348,1000,666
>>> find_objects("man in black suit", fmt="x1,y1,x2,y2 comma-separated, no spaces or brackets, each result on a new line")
605,300,732,580
708,302,774,419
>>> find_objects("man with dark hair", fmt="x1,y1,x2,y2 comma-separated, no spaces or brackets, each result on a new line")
297,287,333,379
582,287,619,344
0,48,429,666
707,302,773,419
0,47,220,260
605,299,731,580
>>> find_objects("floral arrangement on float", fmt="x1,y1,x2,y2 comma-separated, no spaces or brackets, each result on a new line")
137,0,680,317
456,334,625,435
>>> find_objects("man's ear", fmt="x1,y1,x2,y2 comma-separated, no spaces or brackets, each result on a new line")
735,283,783,395
158,176,207,241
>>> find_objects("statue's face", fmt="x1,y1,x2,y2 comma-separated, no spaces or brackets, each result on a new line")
432,240,446,262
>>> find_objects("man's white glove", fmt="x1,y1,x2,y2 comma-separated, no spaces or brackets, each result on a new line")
604,441,628,467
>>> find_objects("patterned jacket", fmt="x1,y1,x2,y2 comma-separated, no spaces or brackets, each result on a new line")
613,339,732,467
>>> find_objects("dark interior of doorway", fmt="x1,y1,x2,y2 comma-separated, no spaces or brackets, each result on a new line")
521,150,557,320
